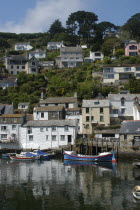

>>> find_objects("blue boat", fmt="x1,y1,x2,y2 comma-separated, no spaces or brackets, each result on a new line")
31,150,54,160
64,151,116,163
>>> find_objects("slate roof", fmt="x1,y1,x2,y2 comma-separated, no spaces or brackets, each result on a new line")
23,119,78,127
39,97,77,104
108,94,140,101
34,106,64,112
0,104,14,115
18,103,30,106
120,121,140,134
61,47,82,53
82,99,109,108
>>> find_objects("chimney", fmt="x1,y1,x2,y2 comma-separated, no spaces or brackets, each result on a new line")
74,92,77,98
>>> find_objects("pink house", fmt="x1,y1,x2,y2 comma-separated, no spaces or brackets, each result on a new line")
125,40,140,56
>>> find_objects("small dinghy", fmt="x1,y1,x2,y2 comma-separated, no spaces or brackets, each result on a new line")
132,186,140,199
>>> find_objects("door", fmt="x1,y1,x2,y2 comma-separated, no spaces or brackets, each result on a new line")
68,135,72,144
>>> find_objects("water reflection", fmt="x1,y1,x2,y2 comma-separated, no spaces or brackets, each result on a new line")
0,159,139,210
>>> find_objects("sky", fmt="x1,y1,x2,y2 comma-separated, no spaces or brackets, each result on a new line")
0,0,139,34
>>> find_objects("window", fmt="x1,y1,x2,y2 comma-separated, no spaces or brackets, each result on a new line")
17,66,19,69
11,71,13,75
52,126,56,131
1,126,7,131
52,135,56,141
100,116,104,122
22,105,25,108
129,52,137,56
31,68,36,72
86,116,90,122
60,135,65,141
111,109,118,114
46,135,49,141
136,67,140,71
95,52,101,56
129,45,137,50
100,108,103,113
11,65,13,69
22,66,25,69
17,71,19,74
41,112,44,118
40,128,44,132
124,135,127,140
91,116,94,121
65,125,69,131
12,125,16,130
136,73,140,77
46,127,48,131
29,135,33,141
124,67,131,72
28,127,32,134
1,134,7,140
86,108,89,113
121,108,125,114
32,62,35,65
104,74,114,79
121,97,125,106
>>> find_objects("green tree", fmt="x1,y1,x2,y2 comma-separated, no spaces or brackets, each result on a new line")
66,11,98,44
122,13,140,41
49,19,65,37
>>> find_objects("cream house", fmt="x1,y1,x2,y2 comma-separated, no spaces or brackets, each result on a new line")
82,99,110,135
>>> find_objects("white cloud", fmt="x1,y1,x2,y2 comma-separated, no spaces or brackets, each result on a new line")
0,0,87,33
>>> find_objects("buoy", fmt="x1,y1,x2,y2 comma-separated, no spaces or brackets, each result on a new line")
112,153,116,163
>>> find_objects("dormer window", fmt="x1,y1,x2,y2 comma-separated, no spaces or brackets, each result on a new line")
121,97,125,106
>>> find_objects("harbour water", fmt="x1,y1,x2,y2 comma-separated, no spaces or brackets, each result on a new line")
0,158,140,210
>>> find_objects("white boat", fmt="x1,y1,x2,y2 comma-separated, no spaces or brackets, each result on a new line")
132,186,140,199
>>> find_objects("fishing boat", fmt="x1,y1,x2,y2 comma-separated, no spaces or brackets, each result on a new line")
31,150,51,160
1,153,16,159
10,152,40,160
132,186,140,199
63,151,116,163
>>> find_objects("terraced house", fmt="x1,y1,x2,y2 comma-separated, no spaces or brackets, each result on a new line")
5,55,39,75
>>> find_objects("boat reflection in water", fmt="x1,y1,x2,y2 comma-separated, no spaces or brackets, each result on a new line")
64,160,116,173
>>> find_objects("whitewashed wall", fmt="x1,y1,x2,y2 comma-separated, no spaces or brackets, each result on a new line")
20,126,77,150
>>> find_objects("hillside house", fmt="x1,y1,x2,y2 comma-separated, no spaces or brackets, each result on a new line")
56,47,83,68
29,49,46,59
5,55,39,75
125,40,140,56
82,99,110,135
103,65,140,84
47,41,64,50
15,42,33,51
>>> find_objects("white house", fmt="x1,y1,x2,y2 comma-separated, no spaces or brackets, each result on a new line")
18,103,30,111
47,41,64,50
0,114,25,150
15,42,33,51
20,119,78,150
103,65,140,84
29,49,46,59
108,93,140,120
90,51,104,61
65,108,82,134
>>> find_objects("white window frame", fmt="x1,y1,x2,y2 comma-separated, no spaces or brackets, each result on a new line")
29,135,33,141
